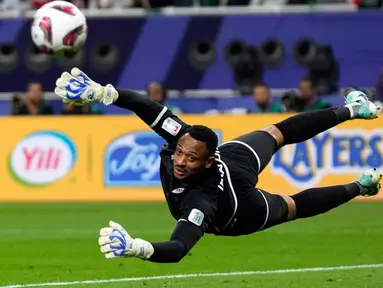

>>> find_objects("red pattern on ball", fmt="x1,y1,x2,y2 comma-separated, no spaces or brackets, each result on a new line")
63,26,85,47
38,16,52,44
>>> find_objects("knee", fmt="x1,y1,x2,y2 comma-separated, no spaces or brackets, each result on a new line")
261,125,284,147
281,195,296,221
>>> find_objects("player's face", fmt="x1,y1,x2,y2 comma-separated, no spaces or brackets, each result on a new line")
173,134,214,180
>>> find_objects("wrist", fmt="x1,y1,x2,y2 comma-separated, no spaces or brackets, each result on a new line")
132,238,154,260
100,84,119,106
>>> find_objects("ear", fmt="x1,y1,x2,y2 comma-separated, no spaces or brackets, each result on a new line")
205,156,215,169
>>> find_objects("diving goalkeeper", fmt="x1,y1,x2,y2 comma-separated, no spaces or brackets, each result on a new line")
54,68,382,263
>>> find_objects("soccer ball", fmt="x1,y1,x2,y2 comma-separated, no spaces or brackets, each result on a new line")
31,1,87,58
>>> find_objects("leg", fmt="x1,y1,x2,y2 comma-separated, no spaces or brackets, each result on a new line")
227,169,381,235
225,187,289,235
221,91,380,177
265,91,380,148
264,169,382,228
223,105,345,173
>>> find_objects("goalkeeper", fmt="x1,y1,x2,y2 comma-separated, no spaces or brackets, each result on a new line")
55,68,381,263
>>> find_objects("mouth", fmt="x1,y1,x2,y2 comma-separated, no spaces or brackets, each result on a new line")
174,166,186,177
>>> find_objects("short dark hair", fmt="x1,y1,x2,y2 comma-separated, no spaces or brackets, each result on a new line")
28,81,44,92
254,82,269,90
183,125,218,157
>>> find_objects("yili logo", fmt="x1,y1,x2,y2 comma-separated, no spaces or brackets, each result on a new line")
9,131,77,186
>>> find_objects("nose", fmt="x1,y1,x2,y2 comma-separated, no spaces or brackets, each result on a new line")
176,155,187,167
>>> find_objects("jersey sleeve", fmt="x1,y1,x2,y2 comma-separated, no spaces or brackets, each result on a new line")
149,221,203,263
178,186,219,232
148,106,190,145
114,89,190,144
147,187,219,263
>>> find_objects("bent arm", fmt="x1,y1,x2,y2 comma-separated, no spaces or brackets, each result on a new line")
114,89,190,144
148,221,203,263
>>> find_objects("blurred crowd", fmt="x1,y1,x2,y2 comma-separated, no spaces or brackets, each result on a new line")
10,81,101,116
205,76,338,114
12,76,372,116
9,80,180,116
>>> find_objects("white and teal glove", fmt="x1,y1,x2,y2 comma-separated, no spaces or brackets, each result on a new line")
54,67,119,106
98,221,154,260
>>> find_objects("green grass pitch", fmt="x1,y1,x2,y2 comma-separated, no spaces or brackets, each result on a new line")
0,202,382,287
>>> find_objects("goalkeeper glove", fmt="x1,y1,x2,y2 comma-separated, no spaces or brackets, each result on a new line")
54,67,118,106
98,221,154,260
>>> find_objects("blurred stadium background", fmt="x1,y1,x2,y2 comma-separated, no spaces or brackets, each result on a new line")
1,1,383,287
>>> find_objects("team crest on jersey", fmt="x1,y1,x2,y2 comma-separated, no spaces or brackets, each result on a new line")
171,188,185,194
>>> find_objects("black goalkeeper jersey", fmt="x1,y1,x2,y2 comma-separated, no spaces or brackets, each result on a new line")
159,139,238,236
112,89,260,263
145,105,237,235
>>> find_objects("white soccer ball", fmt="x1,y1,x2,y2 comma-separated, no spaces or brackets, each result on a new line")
31,1,87,57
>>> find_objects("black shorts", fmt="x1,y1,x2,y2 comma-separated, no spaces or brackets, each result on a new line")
219,130,288,236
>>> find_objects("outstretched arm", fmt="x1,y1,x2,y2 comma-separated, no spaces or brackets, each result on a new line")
113,89,190,144
98,220,203,263
98,189,216,263
149,221,203,263
54,68,190,144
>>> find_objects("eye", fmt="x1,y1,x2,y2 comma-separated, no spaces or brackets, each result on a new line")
188,156,196,162
176,149,182,155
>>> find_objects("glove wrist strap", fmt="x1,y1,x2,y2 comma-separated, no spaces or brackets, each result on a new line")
133,238,154,260
100,85,119,106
